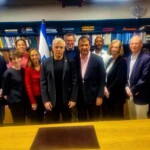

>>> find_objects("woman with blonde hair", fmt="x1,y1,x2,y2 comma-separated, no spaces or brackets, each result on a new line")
102,39,127,120
25,48,44,123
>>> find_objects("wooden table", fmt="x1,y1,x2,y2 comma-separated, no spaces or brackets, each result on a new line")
0,119,150,150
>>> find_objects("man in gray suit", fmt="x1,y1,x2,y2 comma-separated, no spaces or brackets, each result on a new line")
41,38,78,123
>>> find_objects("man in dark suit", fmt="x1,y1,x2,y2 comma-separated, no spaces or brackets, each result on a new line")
41,38,78,123
0,55,7,125
76,36,105,121
64,33,79,122
64,33,79,59
126,35,150,119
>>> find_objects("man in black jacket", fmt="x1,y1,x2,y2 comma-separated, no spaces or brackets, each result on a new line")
41,38,78,123
0,55,7,124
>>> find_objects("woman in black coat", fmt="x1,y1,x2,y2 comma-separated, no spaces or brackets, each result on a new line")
102,39,127,120
2,50,26,124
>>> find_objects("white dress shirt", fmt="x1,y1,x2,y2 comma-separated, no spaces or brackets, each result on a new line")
128,51,140,86
93,49,111,67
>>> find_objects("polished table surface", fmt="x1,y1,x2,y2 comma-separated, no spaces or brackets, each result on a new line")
0,119,150,150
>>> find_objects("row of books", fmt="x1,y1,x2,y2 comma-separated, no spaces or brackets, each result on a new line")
60,26,150,32
74,32,149,46
4,28,34,34
0,36,39,49
0,32,149,49
2,25,150,35
0,35,56,49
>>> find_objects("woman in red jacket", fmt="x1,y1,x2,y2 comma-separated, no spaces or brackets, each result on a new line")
25,48,44,123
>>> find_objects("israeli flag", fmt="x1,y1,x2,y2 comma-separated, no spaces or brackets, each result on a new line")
39,20,50,61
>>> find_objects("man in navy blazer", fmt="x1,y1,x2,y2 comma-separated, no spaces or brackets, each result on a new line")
41,38,78,122
76,36,105,121
126,35,150,119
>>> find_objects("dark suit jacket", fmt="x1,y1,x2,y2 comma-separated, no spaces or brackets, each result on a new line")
40,56,78,107
0,56,7,89
106,56,127,105
0,56,7,105
64,47,79,60
77,53,105,104
2,68,25,104
127,51,150,104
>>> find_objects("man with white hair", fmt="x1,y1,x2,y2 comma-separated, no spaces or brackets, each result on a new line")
41,38,78,123
126,35,150,119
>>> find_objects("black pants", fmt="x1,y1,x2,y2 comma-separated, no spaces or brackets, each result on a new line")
102,98,124,120
9,101,26,124
77,92,100,122
44,103,71,123
77,103,100,122
30,96,45,124
0,98,7,125
24,94,32,120
0,103,4,125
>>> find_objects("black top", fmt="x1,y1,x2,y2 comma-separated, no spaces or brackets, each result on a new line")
41,56,78,107
2,68,24,104
106,56,127,104
54,58,64,105
0,56,7,88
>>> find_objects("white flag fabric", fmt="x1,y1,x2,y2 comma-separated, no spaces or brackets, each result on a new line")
39,21,50,61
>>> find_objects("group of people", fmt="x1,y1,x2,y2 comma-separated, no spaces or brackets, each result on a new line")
0,33,150,125
1,39,44,124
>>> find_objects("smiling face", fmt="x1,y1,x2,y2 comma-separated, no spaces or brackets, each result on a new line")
29,49,40,66
130,36,143,55
9,50,22,69
52,41,65,60
15,39,27,55
65,35,75,50
78,38,91,57
11,57,22,68
94,36,104,51
110,41,120,57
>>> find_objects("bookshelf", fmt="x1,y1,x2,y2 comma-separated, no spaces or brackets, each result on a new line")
0,18,150,57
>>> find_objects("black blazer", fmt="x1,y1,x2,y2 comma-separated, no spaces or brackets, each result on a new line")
77,53,105,104
127,51,150,104
106,56,127,104
40,56,78,107
2,68,25,104
0,56,7,89
0,56,7,105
